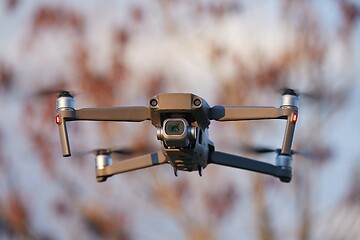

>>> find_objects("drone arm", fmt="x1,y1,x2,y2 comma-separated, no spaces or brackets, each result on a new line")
209,106,293,121
208,151,292,182
57,118,71,157
281,115,296,155
96,152,168,179
56,107,150,157
210,106,298,155
73,106,151,122
56,110,76,157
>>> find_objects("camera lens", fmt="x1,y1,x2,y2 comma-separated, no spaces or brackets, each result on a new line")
165,120,185,135
171,124,179,133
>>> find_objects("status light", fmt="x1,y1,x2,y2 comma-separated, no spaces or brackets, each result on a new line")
292,113,298,123
56,115,61,125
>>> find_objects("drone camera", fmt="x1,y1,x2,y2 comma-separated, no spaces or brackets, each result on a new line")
165,119,186,135
157,118,196,148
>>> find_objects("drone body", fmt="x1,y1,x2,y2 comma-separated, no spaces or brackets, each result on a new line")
56,91,298,183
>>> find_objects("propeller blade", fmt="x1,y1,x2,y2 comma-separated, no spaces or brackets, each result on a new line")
110,148,134,155
277,87,325,102
32,89,77,98
243,145,277,154
280,88,299,97
243,145,319,159
71,147,134,158
94,149,111,155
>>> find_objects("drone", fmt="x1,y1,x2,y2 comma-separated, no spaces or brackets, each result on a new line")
56,90,298,183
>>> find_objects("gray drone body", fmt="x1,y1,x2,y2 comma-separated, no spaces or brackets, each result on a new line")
56,91,298,183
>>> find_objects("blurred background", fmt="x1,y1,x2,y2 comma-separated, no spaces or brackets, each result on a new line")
0,0,359,239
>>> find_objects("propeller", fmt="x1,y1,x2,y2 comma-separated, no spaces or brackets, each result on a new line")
280,88,299,97
95,148,135,156
72,147,134,158
243,145,314,158
243,144,333,166
32,88,78,98
278,86,350,104
278,87,322,101
30,84,78,98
